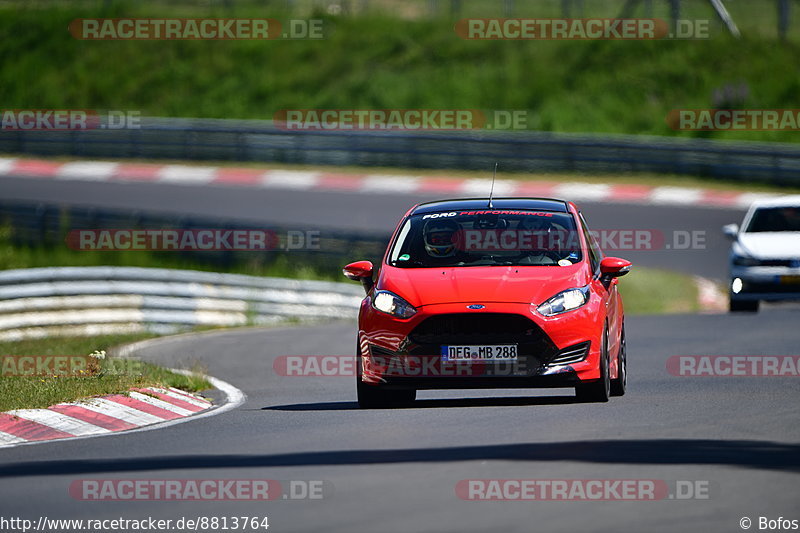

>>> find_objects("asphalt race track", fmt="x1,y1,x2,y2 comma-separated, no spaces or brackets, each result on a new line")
0,314,798,533
0,174,798,533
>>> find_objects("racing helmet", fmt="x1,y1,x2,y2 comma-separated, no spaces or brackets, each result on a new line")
423,219,460,258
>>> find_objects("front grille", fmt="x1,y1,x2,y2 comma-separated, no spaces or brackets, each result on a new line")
549,341,590,366
407,313,558,365
409,313,544,344
757,259,798,267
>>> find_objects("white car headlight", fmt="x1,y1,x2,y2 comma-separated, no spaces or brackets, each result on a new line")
536,286,590,317
372,290,417,319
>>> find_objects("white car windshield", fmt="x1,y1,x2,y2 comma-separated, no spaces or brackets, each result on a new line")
745,206,800,232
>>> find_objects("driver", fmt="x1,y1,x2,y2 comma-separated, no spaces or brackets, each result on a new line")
518,216,564,257
423,219,461,258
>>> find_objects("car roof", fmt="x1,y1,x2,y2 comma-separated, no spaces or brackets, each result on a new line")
411,197,570,214
748,195,800,209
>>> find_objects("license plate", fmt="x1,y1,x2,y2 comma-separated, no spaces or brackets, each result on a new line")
441,345,518,361
780,275,800,284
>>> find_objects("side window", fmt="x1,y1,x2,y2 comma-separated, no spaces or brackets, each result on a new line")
579,213,602,274
388,218,412,263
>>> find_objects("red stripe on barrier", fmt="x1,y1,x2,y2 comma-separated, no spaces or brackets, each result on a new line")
215,168,265,185
417,177,466,193
10,160,62,177
609,184,653,201
702,190,744,207
317,173,366,190
0,413,73,441
166,387,212,405
133,389,206,412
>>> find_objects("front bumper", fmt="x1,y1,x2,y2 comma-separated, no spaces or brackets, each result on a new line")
367,370,586,391
357,300,604,389
729,266,800,301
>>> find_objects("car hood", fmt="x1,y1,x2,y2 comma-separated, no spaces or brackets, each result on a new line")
735,232,800,259
379,264,590,307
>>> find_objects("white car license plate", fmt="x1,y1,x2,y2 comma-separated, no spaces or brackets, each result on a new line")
441,345,518,361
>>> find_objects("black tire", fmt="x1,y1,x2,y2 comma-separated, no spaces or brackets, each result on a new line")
575,326,610,403
729,299,759,313
610,325,626,397
356,350,416,409
357,379,416,409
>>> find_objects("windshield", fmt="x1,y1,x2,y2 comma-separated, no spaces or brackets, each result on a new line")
745,206,800,232
387,210,584,268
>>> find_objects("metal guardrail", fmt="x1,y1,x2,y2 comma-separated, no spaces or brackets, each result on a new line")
2,117,800,185
0,199,380,342
0,266,364,341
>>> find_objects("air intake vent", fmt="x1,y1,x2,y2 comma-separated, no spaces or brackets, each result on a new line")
550,342,590,365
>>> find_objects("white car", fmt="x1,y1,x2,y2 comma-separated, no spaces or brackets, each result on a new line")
723,195,800,312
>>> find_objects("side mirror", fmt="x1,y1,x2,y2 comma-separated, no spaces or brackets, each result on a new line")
600,257,632,286
343,261,374,293
722,223,739,240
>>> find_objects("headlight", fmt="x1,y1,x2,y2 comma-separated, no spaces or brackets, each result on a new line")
732,255,760,267
372,290,417,319
536,286,590,317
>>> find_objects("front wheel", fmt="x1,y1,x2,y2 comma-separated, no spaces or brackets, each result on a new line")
575,326,610,403
356,353,416,408
610,325,626,397
357,380,416,408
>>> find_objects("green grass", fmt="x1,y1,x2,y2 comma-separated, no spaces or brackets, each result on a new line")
0,333,212,412
1,2,799,143
618,266,699,315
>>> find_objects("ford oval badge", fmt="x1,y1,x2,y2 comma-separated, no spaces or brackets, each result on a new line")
467,304,485,310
